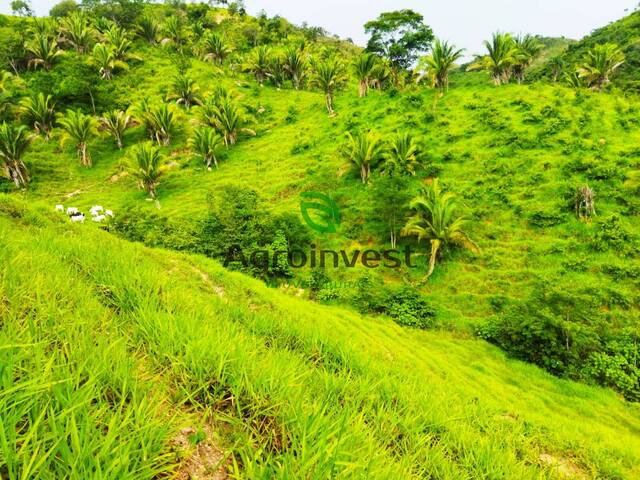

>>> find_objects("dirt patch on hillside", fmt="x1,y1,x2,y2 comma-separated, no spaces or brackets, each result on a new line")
172,426,229,480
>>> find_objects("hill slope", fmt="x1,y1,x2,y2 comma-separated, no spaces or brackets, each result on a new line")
1,196,640,479
539,10,640,89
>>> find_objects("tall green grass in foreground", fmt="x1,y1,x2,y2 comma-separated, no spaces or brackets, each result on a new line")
1,197,639,479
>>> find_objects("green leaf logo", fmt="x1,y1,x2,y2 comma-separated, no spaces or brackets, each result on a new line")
300,192,341,234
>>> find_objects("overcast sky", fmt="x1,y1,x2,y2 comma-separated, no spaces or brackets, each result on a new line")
3,0,638,57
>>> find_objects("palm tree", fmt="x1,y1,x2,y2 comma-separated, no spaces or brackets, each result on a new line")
382,133,420,176
369,61,392,90
90,43,127,79
201,32,231,64
204,97,255,146
25,33,63,70
103,25,132,60
59,12,94,54
469,33,516,85
352,53,377,97
19,93,56,140
130,143,163,199
343,131,385,184
98,109,133,149
0,122,32,189
311,59,345,116
57,109,98,167
419,39,464,91
244,45,271,84
138,15,159,44
577,43,625,91
189,127,223,170
548,56,565,82
512,35,543,83
267,53,286,88
137,103,177,146
166,75,202,109
401,180,479,280
162,17,186,46
283,46,308,89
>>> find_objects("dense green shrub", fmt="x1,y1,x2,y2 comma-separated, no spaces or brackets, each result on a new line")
386,286,436,329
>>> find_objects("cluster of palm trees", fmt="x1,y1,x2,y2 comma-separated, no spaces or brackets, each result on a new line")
575,43,625,91
470,33,543,85
342,131,422,183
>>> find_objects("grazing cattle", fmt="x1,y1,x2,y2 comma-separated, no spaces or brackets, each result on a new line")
90,206,104,216
92,214,106,223
105,209,114,217
55,204,64,212
70,214,85,223
66,207,79,216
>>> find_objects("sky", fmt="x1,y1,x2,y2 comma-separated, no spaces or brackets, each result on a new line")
2,0,638,58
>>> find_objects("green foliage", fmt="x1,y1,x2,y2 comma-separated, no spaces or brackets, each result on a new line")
129,142,163,198
387,286,436,329
19,92,56,139
57,108,98,167
98,109,132,149
189,126,223,169
342,130,385,183
49,0,79,18
364,9,434,69
0,122,32,188
418,39,464,91
577,43,626,90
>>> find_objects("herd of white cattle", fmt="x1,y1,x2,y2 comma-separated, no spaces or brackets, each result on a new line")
55,204,114,223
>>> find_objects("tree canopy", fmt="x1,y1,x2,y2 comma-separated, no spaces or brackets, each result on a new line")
364,9,434,69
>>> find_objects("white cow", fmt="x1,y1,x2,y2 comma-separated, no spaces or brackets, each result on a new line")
90,205,104,216
105,209,114,217
55,204,64,212
92,214,106,223
70,214,85,223
66,207,79,216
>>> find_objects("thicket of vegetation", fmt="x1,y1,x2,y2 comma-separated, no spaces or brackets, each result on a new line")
1,0,640,477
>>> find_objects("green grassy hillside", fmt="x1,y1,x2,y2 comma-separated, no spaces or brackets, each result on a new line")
1,3,640,477
538,10,640,89
1,196,640,479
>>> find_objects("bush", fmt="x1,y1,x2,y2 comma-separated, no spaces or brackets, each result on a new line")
387,286,436,329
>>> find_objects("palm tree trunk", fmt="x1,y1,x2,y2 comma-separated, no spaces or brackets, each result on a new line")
425,239,442,280
325,93,334,115
358,81,368,97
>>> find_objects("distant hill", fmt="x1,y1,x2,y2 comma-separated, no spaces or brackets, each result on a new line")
538,10,640,89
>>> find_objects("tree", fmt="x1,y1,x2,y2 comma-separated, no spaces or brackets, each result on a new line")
90,43,127,79
201,32,231,64
469,32,516,85
364,10,434,70
418,39,463,91
311,59,345,116
167,74,202,109
59,12,94,54
283,46,308,89
57,109,98,167
512,34,543,83
98,109,133,149
137,102,177,146
25,33,63,70
548,56,565,82
382,132,420,176
138,15,159,44
371,174,412,248
19,93,56,140
343,130,385,184
11,0,33,17
103,25,134,60
244,45,271,85
401,179,479,280
0,122,32,189
352,53,377,97
577,43,625,91
162,16,186,46
130,142,163,199
189,127,223,170
49,0,79,18
202,97,255,146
